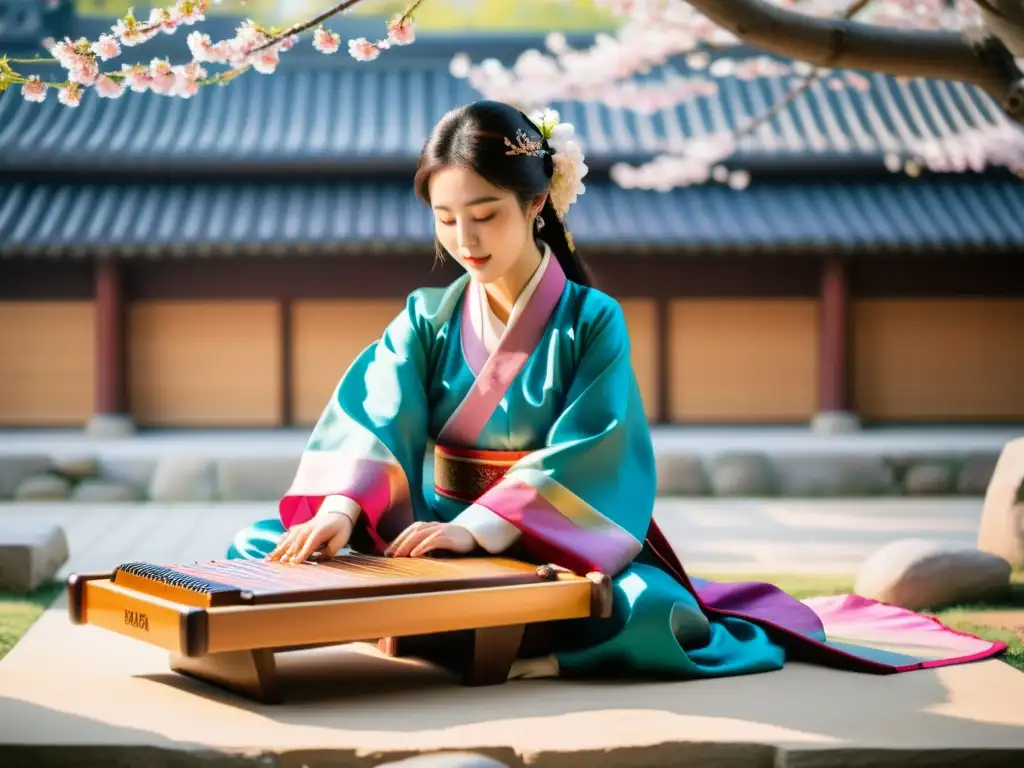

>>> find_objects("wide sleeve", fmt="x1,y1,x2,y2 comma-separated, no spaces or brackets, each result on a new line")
469,297,657,575
278,290,438,548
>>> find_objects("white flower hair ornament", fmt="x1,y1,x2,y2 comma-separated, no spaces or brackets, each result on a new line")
505,109,589,221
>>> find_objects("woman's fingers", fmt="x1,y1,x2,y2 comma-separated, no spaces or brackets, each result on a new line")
387,523,436,558
323,526,351,557
292,527,327,564
384,522,428,557
409,530,447,558
266,529,299,561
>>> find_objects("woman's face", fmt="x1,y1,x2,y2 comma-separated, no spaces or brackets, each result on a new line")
427,165,541,284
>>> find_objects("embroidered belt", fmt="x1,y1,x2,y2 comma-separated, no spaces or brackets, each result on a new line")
433,443,530,503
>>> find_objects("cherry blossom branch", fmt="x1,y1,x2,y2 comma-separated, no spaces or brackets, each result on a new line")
250,0,368,54
685,0,1024,119
253,0,424,57
730,0,873,141
0,0,418,105
607,0,877,190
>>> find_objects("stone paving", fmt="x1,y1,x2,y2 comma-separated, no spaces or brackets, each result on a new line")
1,497,1022,766
0,496,988,579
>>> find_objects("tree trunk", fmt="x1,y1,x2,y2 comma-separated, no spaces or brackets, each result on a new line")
683,0,1024,121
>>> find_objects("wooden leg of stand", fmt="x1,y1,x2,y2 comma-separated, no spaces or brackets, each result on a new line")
377,637,401,657
170,649,282,705
463,624,525,686
378,631,472,668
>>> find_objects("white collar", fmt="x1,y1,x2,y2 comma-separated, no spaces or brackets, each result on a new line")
471,242,552,354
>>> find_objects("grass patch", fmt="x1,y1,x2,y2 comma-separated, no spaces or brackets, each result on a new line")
0,582,64,662
697,571,1024,673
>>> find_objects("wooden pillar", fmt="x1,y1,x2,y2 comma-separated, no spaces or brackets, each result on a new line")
655,296,671,424
88,257,133,435
814,256,859,432
280,298,293,427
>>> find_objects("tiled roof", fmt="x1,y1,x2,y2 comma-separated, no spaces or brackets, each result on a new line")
0,44,1015,172
2,175,1022,257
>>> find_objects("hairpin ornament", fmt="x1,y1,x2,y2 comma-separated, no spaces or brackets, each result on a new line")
504,129,546,158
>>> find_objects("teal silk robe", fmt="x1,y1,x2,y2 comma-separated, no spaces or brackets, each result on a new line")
229,252,1005,678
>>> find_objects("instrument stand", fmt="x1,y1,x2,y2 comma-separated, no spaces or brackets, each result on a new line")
170,649,282,704
166,624,530,704
378,623,528,686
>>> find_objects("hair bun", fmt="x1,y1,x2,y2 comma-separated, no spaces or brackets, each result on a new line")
542,151,555,178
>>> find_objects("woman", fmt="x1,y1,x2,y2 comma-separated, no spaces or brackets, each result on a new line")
228,100,1004,680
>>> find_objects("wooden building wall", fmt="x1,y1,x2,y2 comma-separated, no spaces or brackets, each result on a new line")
290,299,406,425
1,254,1022,428
0,301,95,425
666,299,820,422
852,298,1024,421
128,301,283,427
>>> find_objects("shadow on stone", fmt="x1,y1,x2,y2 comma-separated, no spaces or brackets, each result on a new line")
0,695,275,767
128,643,1024,760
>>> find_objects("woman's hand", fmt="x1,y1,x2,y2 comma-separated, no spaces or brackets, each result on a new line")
266,509,354,564
385,522,477,558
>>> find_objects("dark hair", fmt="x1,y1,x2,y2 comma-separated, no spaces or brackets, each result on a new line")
414,100,591,286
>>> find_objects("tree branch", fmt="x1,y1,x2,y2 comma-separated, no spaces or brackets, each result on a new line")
683,0,1024,119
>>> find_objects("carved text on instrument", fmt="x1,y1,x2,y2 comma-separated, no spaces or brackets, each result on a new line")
124,609,149,632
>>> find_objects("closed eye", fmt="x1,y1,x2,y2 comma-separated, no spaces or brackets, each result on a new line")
437,214,496,226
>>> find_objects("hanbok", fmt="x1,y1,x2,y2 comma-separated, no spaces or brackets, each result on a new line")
228,244,1005,678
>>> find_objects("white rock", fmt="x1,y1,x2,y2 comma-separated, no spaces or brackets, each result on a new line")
855,538,1011,611
958,452,1001,495
710,453,778,496
98,457,159,495
776,455,897,497
71,480,139,503
0,456,52,498
809,410,861,435
85,413,135,438
0,521,70,594
14,474,72,502
52,455,100,480
903,462,956,496
977,437,1024,567
376,753,509,768
656,454,710,496
148,456,217,502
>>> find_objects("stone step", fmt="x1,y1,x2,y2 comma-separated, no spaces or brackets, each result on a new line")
0,446,1006,503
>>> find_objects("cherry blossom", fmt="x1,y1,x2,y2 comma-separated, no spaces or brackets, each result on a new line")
57,81,82,108
90,35,121,62
20,76,47,103
348,37,380,62
384,17,417,47
2,0,1022,191
449,0,1023,189
94,74,127,99
313,27,342,55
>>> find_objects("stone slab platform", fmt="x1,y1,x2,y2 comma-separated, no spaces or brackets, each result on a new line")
0,497,989,579
3,426,1020,459
1,594,1023,768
